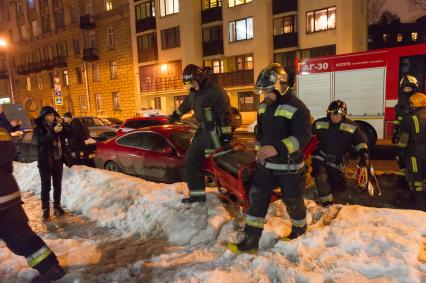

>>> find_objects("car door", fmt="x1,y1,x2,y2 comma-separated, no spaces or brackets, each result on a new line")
133,132,182,183
114,133,145,176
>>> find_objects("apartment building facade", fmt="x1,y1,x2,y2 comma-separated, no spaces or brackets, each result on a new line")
0,0,136,119
130,0,368,123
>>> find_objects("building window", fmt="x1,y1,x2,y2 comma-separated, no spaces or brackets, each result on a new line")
174,95,187,109
79,95,88,111
202,25,223,42
161,26,180,49
62,70,69,86
154,97,161,109
70,4,79,23
383,33,389,42
56,42,67,57
396,33,403,42
306,6,336,33
26,77,31,91
236,55,253,70
412,32,418,41
110,61,117,80
238,91,258,112
76,67,83,84
17,1,25,18
48,72,54,88
202,0,221,10
92,63,99,82
211,59,224,73
137,32,157,62
274,15,297,35
72,39,80,55
37,74,43,90
87,1,94,15
136,1,156,20
105,0,113,11
27,0,37,20
229,17,253,42
55,8,65,30
107,28,115,48
228,0,252,7
53,0,63,10
160,0,179,17
95,93,102,111
41,15,51,33
39,0,48,15
112,92,120,110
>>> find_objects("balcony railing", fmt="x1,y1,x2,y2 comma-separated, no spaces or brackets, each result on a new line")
41,59,55,70
212,69,254,88
0,70,8,79
273,32,298,49
136,17,156,33
80,15,96,29
17,65,30,75
140,75,183,92
83,48,99,61
202,40,224,57
53,55,67,67
138,47,158,63
201,6,222,24
272,0,297,15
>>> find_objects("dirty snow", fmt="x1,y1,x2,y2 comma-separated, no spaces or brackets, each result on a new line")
0,162,425,282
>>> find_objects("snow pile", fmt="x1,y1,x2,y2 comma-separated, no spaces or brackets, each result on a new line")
2,162,426,282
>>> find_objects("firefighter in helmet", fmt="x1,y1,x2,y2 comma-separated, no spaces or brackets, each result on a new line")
396,92,426,210
168,64,232,204
0,126,66,282
229,63,312,253
312,100,369,206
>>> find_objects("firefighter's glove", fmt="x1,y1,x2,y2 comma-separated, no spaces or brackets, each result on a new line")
358,153,370,168
220,133,233,150
168,111,181,124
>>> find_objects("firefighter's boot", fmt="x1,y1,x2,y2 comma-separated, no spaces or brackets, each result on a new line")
181,196,206,204
31,264,66,283
282,225,307,241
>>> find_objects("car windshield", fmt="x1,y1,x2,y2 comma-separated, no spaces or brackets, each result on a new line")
101,118,112,125
92,118,105,126
168,131,195,151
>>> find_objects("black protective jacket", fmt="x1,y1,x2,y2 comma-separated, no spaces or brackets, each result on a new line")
312,117,368,168
63,119,90,152
397,107,426,159
256,91,312,172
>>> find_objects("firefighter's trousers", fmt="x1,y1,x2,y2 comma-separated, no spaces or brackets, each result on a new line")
243,163,307,237
405,156,426,210
0,203,60,274
312,161,346,204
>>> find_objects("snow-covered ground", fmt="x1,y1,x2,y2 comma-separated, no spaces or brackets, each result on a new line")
1,162,426,282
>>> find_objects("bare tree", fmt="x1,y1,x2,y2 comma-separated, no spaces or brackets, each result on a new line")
377,10,401,24
408,0,426,13
368,0,387,24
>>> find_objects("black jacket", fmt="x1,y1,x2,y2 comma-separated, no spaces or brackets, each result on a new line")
63,119,90,152
397,107,426,159
312,117,368,165
256,91,312,170
176,80,232,135
33,107,65,168
0,127,21,211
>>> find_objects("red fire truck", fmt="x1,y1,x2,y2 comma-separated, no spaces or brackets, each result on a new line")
297,43,426,147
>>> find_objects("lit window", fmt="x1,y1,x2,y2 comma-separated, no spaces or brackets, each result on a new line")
306,6,336,33
107,28,115,48
411,32,418,41
79,95,88,111
112,92,120,110
105,0,112,11
136,1,155,20
92,63,99,82
110,61,117,80
274,16,297,36
202,0,221,10
160,0,179,17
62,70,69,86
228,0,252,7
229,17,253,42
212,59,224,73
95,93,102,111
245,56,253,69
26,77,31,91
37,74,43,90
397,33,403,42
383,33,389,42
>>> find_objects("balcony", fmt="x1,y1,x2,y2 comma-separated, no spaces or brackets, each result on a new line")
53,56,67,67
83,48,99,61
138,47,158,63
17,65,30,75
40,59,55,70
140,75,183,92
272,0,297,15
80,15,96,30
273,32,298,49
0,70,8,79
212,69,254,88
136,17,156,33
201,6,222,24
202,40,224,57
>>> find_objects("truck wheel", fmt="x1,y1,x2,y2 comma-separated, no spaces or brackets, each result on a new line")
104,161,121,172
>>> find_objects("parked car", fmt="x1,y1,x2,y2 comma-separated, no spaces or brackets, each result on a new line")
75,116,117,141
116,116,169,135
180,107,243,131
101,117,123,128
13,129,96,165
95,125,196,183
135,109,165,117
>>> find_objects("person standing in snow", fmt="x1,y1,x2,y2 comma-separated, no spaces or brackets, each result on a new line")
33,106,66,220
311,100,369,206
62,112,90,165
168,64,233,204
396,92,426,210
0,126,66,282
229,63,312,253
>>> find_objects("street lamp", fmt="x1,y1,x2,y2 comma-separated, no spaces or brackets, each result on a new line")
0,38,15,104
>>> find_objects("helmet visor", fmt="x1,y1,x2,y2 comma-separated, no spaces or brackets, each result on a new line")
327,107,346,115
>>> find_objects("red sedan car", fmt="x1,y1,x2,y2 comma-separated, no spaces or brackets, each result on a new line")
116,116,169,135
95,125,195,183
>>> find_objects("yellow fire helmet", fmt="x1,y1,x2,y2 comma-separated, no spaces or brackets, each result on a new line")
409,92,426,108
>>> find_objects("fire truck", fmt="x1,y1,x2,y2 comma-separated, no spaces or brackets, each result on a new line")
297,43,426,147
